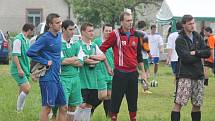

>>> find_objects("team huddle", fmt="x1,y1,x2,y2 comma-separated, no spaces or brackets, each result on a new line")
10,12,214,121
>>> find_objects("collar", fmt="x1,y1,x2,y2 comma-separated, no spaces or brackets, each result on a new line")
82,40,92,46
118,27,135,36
21,33,29,42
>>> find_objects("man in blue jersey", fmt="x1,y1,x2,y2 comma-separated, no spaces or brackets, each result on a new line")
27,13,67,121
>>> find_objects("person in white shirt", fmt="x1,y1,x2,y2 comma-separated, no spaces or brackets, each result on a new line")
166,22,183,75
166,21,183,95
148,25,164,85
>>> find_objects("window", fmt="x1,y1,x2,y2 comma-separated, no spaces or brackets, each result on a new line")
26,9,42,27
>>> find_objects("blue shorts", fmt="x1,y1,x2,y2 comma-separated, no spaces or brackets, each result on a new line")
171,61,178,74
152,57,159,64
39,81,66,107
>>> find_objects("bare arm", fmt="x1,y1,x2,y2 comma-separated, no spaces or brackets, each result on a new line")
166,49,173,64
89,54,106,61
13,56,24,77
61,57,83,67
138,62,147,81
84,58,100,65
104,59,113,76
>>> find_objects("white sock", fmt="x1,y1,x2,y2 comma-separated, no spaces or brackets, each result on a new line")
67,111,75,121
154,73,157,81
17,91,27,111
74,107,83,121
82,108,91,121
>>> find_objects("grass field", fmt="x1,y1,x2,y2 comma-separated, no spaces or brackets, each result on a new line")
0,63,214,121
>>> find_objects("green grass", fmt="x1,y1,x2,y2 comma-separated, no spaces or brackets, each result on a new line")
0,63,214,121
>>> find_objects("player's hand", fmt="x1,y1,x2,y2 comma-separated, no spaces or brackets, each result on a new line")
47,60,52,66
166,58,170,65
140,72,147,81
190,51,195,55
108,68,114,76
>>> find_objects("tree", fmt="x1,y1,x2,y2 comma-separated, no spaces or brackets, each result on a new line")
69,0,162,28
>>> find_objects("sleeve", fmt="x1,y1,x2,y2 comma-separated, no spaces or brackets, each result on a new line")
137,37,144,63
12,39,21,56
159,35,164,46
77,46,86,63
95,45,104,55
60,50,65,62
26,36,48,65
167,34,173,49
195,36,210,58
175,37,200,63
208,37,215,48
100,31,116,53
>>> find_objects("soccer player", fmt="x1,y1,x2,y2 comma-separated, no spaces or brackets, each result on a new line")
100,12,145,121
148,25,164,85
92,23,114,117
27,13,67,121
10,23,34,112
74,22,106,121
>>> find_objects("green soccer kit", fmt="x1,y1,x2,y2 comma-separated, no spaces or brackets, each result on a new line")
94,38,114,90
10,33,30,85
78,40,101,89
60,39,83,106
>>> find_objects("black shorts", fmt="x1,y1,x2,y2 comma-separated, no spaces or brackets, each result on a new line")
81,89,100,107
204,61,213,68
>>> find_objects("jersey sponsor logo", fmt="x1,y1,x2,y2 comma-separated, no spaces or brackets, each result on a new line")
121,41,126,46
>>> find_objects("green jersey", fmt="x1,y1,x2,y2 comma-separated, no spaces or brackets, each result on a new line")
78,40,103,89
60,39,83,77
94,38,114,81
10,33,30,77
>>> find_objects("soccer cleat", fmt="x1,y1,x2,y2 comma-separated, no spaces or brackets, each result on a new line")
142,90,152,94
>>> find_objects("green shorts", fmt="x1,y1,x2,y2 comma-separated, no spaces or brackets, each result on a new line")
11,74,29,86
97,79,112,91
60,76,83,106
143,59,149,71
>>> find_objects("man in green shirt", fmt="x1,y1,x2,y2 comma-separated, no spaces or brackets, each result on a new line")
92,24,114,117
10,23,34,112
51,20,84,121
60,20,83,121
74,22,106,121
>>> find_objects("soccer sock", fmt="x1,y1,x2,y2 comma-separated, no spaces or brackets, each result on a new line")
103,100,111,117
67,111,75,121
129,112,137,121
74,107,83,121
191,111,201,121
204,79,208,86
110,112,118,121
154,73,157,81
17,91,27,111
171,111,180,121
82,108,91,121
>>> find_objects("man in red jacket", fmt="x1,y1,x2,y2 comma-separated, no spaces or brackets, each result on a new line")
100,11,145,121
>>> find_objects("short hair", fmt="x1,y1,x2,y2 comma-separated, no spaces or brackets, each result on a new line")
46,13,60,27
102,23,112,31
22,23,34,32
80,22,93,32
119,12,131,21
176,21,183,31
137,21,146,29
205,26,213,33
151,25,156,29
181,14,194,24
62,20,74,30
